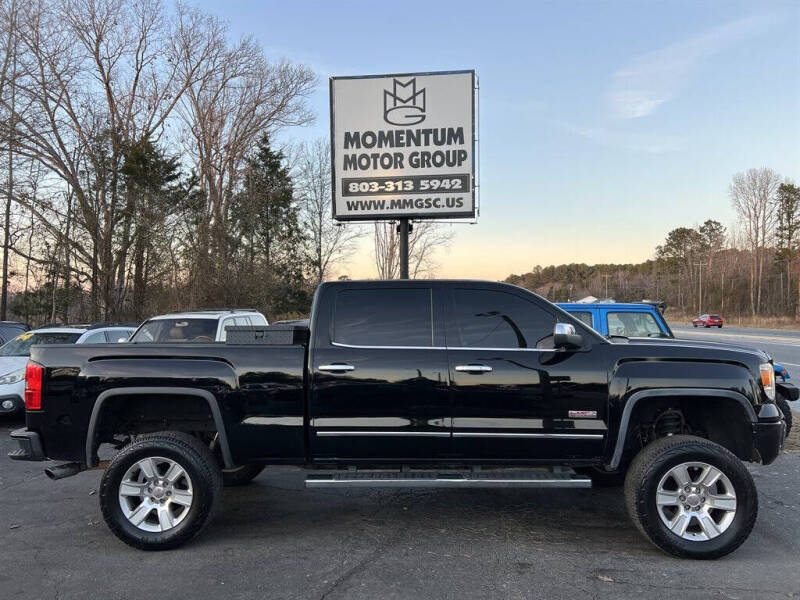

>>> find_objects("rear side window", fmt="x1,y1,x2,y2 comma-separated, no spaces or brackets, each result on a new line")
81,331,108,344
333,288,432,347
569,311,593,328
607,311,664,338
452,289,555,349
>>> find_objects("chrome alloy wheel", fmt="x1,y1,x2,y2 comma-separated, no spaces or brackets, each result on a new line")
118,456,194,532
656,461,737,541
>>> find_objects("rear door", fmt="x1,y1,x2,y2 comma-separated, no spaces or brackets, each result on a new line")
309,283,451,461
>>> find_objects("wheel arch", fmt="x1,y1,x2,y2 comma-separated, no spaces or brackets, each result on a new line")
86,387,234,469
609,388,757,470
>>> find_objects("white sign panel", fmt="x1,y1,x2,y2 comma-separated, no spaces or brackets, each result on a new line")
330,70,476,221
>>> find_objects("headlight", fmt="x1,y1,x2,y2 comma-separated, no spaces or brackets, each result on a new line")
760,363,775,401
0,368,25,386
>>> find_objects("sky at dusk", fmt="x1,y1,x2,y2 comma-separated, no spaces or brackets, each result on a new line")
197,0,800,280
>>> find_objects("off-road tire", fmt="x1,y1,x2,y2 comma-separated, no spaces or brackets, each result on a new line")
776,393,793,439
624,435,757,559
100,431,223,550
223,463,266,486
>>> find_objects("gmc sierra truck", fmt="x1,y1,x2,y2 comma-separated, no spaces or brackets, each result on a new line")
8,280,786,558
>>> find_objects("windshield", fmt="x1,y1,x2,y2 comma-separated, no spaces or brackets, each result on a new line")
607,311,670,338
0,331,82,356
130,318,217,343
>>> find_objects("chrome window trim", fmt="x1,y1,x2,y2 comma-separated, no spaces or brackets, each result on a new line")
330,341,561,352
331,341,445,350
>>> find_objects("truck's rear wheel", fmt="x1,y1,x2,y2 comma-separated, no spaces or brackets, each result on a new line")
776,393,793,438
100,431,222,550
624,435,757,559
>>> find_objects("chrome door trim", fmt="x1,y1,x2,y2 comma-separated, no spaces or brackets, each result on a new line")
455,364,493,373
453,432,604,439
316,431,451,437
318,364,355,372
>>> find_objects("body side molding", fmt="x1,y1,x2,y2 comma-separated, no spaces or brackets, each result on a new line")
85,386,234,468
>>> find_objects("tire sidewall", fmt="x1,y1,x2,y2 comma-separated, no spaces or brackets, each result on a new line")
634,444,757,558
101,442,215,549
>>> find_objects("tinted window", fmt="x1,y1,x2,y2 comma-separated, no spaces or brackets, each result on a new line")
130,318,218,343
607,312,664,338
81,331,108,344
569,311,593,328
0,332,82,356
453,289,555,349
333,288,432,347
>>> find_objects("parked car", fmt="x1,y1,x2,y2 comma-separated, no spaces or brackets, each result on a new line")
0,321,30,345
775,364,797,437
693,314,724,328
10,280,786,558
557,302,674,339
128,309,268,343
0,324,137,415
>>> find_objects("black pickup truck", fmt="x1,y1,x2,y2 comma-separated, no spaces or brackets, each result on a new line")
9,280,786,558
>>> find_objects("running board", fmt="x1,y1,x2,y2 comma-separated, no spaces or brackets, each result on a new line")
305,468,591,489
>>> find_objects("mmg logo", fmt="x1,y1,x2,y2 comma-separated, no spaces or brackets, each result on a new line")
383,78,426,126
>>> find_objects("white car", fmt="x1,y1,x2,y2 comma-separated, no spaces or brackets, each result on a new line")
0,324,137,415
128,309,268,343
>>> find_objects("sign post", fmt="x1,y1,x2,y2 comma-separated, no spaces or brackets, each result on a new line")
330,70,477,278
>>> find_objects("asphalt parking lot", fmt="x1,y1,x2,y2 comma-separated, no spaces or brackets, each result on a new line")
2,414,800,600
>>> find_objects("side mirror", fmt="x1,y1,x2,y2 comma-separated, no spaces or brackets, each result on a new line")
553,322,583,350
117,337,129,343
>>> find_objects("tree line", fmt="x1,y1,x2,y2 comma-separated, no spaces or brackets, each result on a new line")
0,0,449,326
507,169,800,319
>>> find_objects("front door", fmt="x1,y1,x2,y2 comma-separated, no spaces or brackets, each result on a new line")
309,284,451,461
446,286,608,461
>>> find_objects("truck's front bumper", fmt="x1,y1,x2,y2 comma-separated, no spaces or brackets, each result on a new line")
753,403,785,465
8,428,46,461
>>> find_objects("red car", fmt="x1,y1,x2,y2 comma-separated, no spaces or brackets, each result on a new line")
693,314,724,328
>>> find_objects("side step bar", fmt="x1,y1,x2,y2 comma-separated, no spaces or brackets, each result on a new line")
305,468,591,489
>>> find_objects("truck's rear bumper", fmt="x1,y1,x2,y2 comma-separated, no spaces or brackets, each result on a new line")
8,428,47,461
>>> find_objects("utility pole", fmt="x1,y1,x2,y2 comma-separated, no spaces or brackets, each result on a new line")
694,262,703,313
398,219,410,279
603,274,610,299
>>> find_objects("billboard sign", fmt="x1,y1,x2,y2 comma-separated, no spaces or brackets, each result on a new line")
330,70,476,221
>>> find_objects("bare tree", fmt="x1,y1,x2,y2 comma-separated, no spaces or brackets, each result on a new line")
730,168,782,315
294,138,361,283
373,220,453,279
0,0,19,319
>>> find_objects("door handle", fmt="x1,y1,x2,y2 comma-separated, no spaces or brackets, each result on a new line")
455,364,493,373
318,364,355,373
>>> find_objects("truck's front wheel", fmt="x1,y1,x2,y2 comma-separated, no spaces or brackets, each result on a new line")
775,392,793,438
624,435,757,559
99,431,223,550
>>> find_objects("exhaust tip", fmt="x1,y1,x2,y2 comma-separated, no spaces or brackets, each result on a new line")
44,462,82,480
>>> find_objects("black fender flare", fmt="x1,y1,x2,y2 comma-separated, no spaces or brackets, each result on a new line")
608,387,756,470
85,386,234,469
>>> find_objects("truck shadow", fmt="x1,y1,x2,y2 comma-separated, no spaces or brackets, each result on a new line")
203,467,647,555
